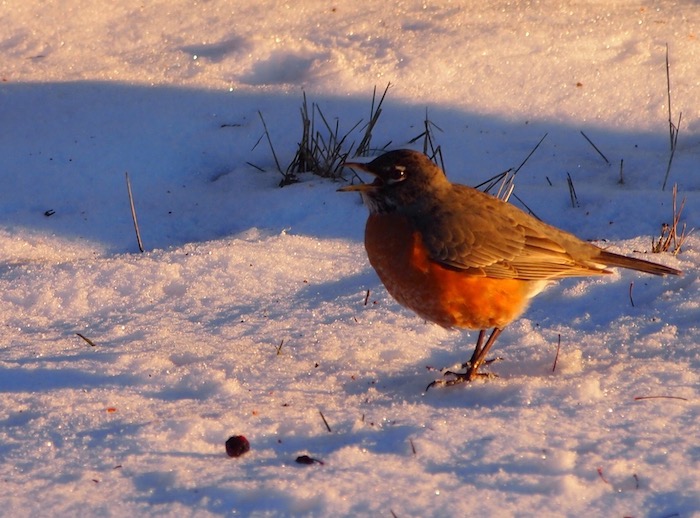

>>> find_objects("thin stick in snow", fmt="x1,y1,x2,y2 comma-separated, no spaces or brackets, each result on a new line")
629,282,635,307
666,43,674,150
76,333,97,347
552,334,561,372
125,172,144,253
580,130,610,165
319,410,332,432
633,395,688,402
662,44,682,191
566,173,579,208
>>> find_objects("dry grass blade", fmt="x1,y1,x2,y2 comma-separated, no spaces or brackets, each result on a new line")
284,88,386,183
310,103,360,177
475,170,541,218
513,133,548,176
666,43,675,150
662,44,682,191
255,110,292,186
496,175,515,202
125,171,144,253
661,111,681,191
355,83,391,157
319,410,332,432
566,172,579,208
629,282,635,307
245,161,265,172
652,183,692,255
408,109,445,171
634,395,689,401
76,333,97,347
474,169,511,193
580,130,610,165
287,92,315,175
474,134,546,219
477,133,547,203
552,334,561,372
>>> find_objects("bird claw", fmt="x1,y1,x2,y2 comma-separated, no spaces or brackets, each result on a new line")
424,359,502,391
425,371,498,391
457,356,503,370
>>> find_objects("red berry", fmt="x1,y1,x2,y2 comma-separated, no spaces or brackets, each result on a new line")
225,435,250,457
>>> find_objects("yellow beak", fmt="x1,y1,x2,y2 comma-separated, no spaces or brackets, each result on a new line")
337,183,375,192
337,161,376,192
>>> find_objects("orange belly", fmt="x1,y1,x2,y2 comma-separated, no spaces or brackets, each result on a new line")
365,212,533,330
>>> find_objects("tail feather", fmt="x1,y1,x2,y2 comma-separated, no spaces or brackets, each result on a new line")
598,250,682,276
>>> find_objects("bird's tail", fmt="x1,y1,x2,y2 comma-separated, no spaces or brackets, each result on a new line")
598,250,681,276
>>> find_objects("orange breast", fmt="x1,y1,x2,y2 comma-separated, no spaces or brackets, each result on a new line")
364,212,533,330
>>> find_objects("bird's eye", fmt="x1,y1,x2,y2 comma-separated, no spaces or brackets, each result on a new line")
387,165,407,184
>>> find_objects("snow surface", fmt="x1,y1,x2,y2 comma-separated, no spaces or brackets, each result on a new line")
1,1,699,516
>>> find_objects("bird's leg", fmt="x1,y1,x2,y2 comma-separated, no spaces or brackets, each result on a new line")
426,328,504,391
467,329,487,367
463,328,503,380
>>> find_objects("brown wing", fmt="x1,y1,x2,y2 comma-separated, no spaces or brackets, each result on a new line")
415,185,613,280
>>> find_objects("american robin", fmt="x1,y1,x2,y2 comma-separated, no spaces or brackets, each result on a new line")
339,149,681,388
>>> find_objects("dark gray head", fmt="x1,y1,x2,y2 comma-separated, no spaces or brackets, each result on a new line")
338,149,449,213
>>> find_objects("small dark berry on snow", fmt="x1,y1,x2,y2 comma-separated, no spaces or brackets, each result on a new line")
225,435,250,457
295,455,323,465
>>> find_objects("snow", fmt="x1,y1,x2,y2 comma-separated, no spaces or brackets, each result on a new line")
1,0,698,516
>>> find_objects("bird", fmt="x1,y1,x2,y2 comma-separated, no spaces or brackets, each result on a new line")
338,149,682,388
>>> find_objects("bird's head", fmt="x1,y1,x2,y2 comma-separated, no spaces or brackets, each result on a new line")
338,149,448,213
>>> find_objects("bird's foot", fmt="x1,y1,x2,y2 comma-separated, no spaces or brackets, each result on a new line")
425,358,502,391
457,356,503,371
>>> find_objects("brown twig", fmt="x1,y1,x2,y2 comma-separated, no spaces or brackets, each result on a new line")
666,44,674,149
662,44,682,191
76,333,97,347
319,410,332,432
652,184,692,255
629,282,635,307
634,395,689,401
552,334,561,372
125,172,144,253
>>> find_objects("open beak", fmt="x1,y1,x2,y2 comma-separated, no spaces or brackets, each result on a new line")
337,161,378,192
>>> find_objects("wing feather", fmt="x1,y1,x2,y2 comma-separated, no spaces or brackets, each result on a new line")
416,185,610,280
